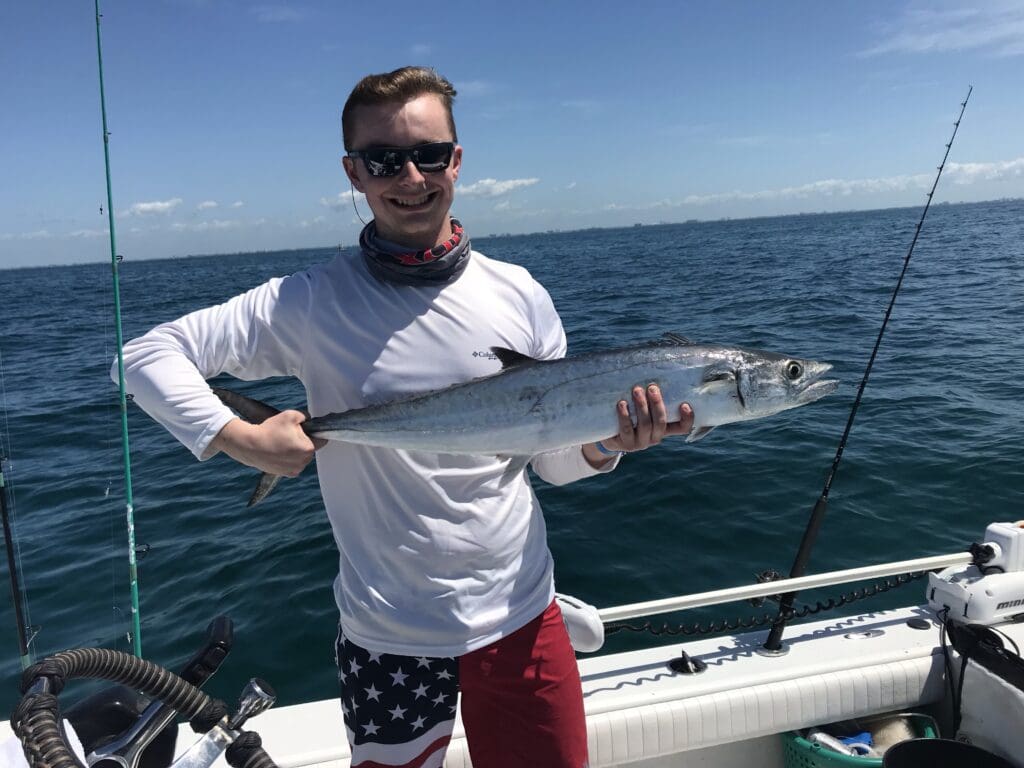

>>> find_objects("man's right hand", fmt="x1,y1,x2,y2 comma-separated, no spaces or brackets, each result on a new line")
208,411,325,476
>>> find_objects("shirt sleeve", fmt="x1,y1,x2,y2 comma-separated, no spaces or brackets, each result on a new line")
524,277,622,485
112,273,312,460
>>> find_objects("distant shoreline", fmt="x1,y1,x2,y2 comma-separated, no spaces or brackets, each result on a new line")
3,196,1021,272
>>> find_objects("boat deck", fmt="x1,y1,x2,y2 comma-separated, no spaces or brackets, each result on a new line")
5,604,1016,767
233,605,970,767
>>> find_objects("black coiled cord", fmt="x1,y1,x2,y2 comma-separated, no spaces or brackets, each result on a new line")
606,572,924,638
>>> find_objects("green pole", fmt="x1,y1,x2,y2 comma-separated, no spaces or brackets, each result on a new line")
94,0,142,658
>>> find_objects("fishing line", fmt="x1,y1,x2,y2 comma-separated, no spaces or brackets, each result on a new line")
0,347,36,668
350,184,368,225
95,232,128,647
762,87,973,652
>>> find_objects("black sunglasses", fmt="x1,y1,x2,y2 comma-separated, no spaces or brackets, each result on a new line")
347,142,455,178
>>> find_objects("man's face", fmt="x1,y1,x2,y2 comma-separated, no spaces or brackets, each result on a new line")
343,94,462,249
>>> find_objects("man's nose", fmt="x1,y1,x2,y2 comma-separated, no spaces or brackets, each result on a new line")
396,159,426,183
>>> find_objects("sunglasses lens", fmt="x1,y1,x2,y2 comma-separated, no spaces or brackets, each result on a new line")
411,143,453,172
355,143,454,177
363,149,403,177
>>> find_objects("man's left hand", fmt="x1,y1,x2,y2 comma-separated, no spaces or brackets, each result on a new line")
582,384,693,467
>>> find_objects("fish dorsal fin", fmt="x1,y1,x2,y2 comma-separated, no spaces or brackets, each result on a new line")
663,332,694,345
491,347,539,370
644,333,695,348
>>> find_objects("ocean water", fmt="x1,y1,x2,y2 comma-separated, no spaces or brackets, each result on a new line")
1,199,1022,714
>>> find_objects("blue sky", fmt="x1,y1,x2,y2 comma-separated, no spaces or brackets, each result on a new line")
2,1,1023,268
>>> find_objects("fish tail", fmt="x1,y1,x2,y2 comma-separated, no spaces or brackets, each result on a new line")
211,386,282,424
248,472,283,507
212,386,287,506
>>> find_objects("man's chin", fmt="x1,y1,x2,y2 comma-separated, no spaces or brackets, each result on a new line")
377,209,451,248
376,220,449,249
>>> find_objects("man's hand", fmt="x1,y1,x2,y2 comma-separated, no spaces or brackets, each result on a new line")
208,411,326,477
582,384,693,467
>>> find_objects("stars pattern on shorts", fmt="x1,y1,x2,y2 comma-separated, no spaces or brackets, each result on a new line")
336,629,459,746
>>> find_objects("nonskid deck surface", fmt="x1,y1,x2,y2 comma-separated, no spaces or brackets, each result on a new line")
181,605,1003,768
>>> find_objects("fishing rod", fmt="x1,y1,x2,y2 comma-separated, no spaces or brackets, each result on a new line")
94,0,143,657
1,453,33,669
762,86,973,653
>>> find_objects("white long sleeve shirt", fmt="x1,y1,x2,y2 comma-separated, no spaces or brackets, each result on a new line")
117,249,617,656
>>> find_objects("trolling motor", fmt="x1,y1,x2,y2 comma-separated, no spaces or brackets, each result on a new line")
11,617,278,768
928,521,1024,625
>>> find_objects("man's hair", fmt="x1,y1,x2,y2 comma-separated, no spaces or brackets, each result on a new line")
342,66,458,150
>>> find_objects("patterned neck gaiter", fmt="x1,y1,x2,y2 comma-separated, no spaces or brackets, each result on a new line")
359,218,471,286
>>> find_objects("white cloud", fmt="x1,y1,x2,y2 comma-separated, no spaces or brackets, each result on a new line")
566,181,577,190
171,219,243,232
718,135,771,148
300,216,327,228
321,190,365,210
603,156,1024,211
68,228,108,239
679,175,933,206
458,178,539,198
945,157,1024,184
863,3,1024,57
493,200,512,212
1,230,53,240
197,200,219,210
230,201,245,208
411,44,432,57
252,5,305,23
123,198,183,217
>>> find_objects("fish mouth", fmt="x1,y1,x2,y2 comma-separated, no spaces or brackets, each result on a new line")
796,363,838,405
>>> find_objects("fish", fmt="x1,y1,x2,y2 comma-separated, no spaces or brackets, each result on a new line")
213,333,838,505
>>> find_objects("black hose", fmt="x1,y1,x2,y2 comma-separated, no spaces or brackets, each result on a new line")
226,731,278,768
11,648,220,768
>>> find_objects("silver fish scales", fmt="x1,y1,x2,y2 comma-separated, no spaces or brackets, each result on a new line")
213,334,838,505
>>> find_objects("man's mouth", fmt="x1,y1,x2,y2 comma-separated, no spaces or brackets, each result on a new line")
389,192,435,208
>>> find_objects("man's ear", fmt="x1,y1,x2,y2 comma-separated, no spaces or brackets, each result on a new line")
450,145,463,183
342,156,365,193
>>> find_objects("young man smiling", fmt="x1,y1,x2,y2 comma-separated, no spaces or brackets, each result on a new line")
118,67,692,768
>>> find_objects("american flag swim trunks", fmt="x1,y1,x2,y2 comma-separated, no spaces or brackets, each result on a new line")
335,600,588,768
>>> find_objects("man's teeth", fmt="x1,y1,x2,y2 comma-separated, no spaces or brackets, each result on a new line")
393,194,431,207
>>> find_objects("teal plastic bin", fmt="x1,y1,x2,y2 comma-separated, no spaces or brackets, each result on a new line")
782,712,938,768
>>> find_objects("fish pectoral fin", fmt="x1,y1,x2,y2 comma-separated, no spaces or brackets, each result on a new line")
685,425,717,443
696,376,735,396
498,455,532,484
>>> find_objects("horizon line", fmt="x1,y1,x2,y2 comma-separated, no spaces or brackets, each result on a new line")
2,196,1021,273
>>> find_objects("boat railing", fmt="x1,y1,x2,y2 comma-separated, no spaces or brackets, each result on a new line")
597,551,971,623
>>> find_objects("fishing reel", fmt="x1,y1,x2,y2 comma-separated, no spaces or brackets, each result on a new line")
11,618,279,768
928,521,1024,625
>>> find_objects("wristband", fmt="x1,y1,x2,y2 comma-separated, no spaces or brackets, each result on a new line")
595,440,625,457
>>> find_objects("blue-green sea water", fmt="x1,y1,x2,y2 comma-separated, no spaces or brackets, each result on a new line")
1,199,1022,713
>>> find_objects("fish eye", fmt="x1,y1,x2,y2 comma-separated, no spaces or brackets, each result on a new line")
785,361,803,380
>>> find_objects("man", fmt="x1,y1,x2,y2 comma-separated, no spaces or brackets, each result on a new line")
117,67,693,767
